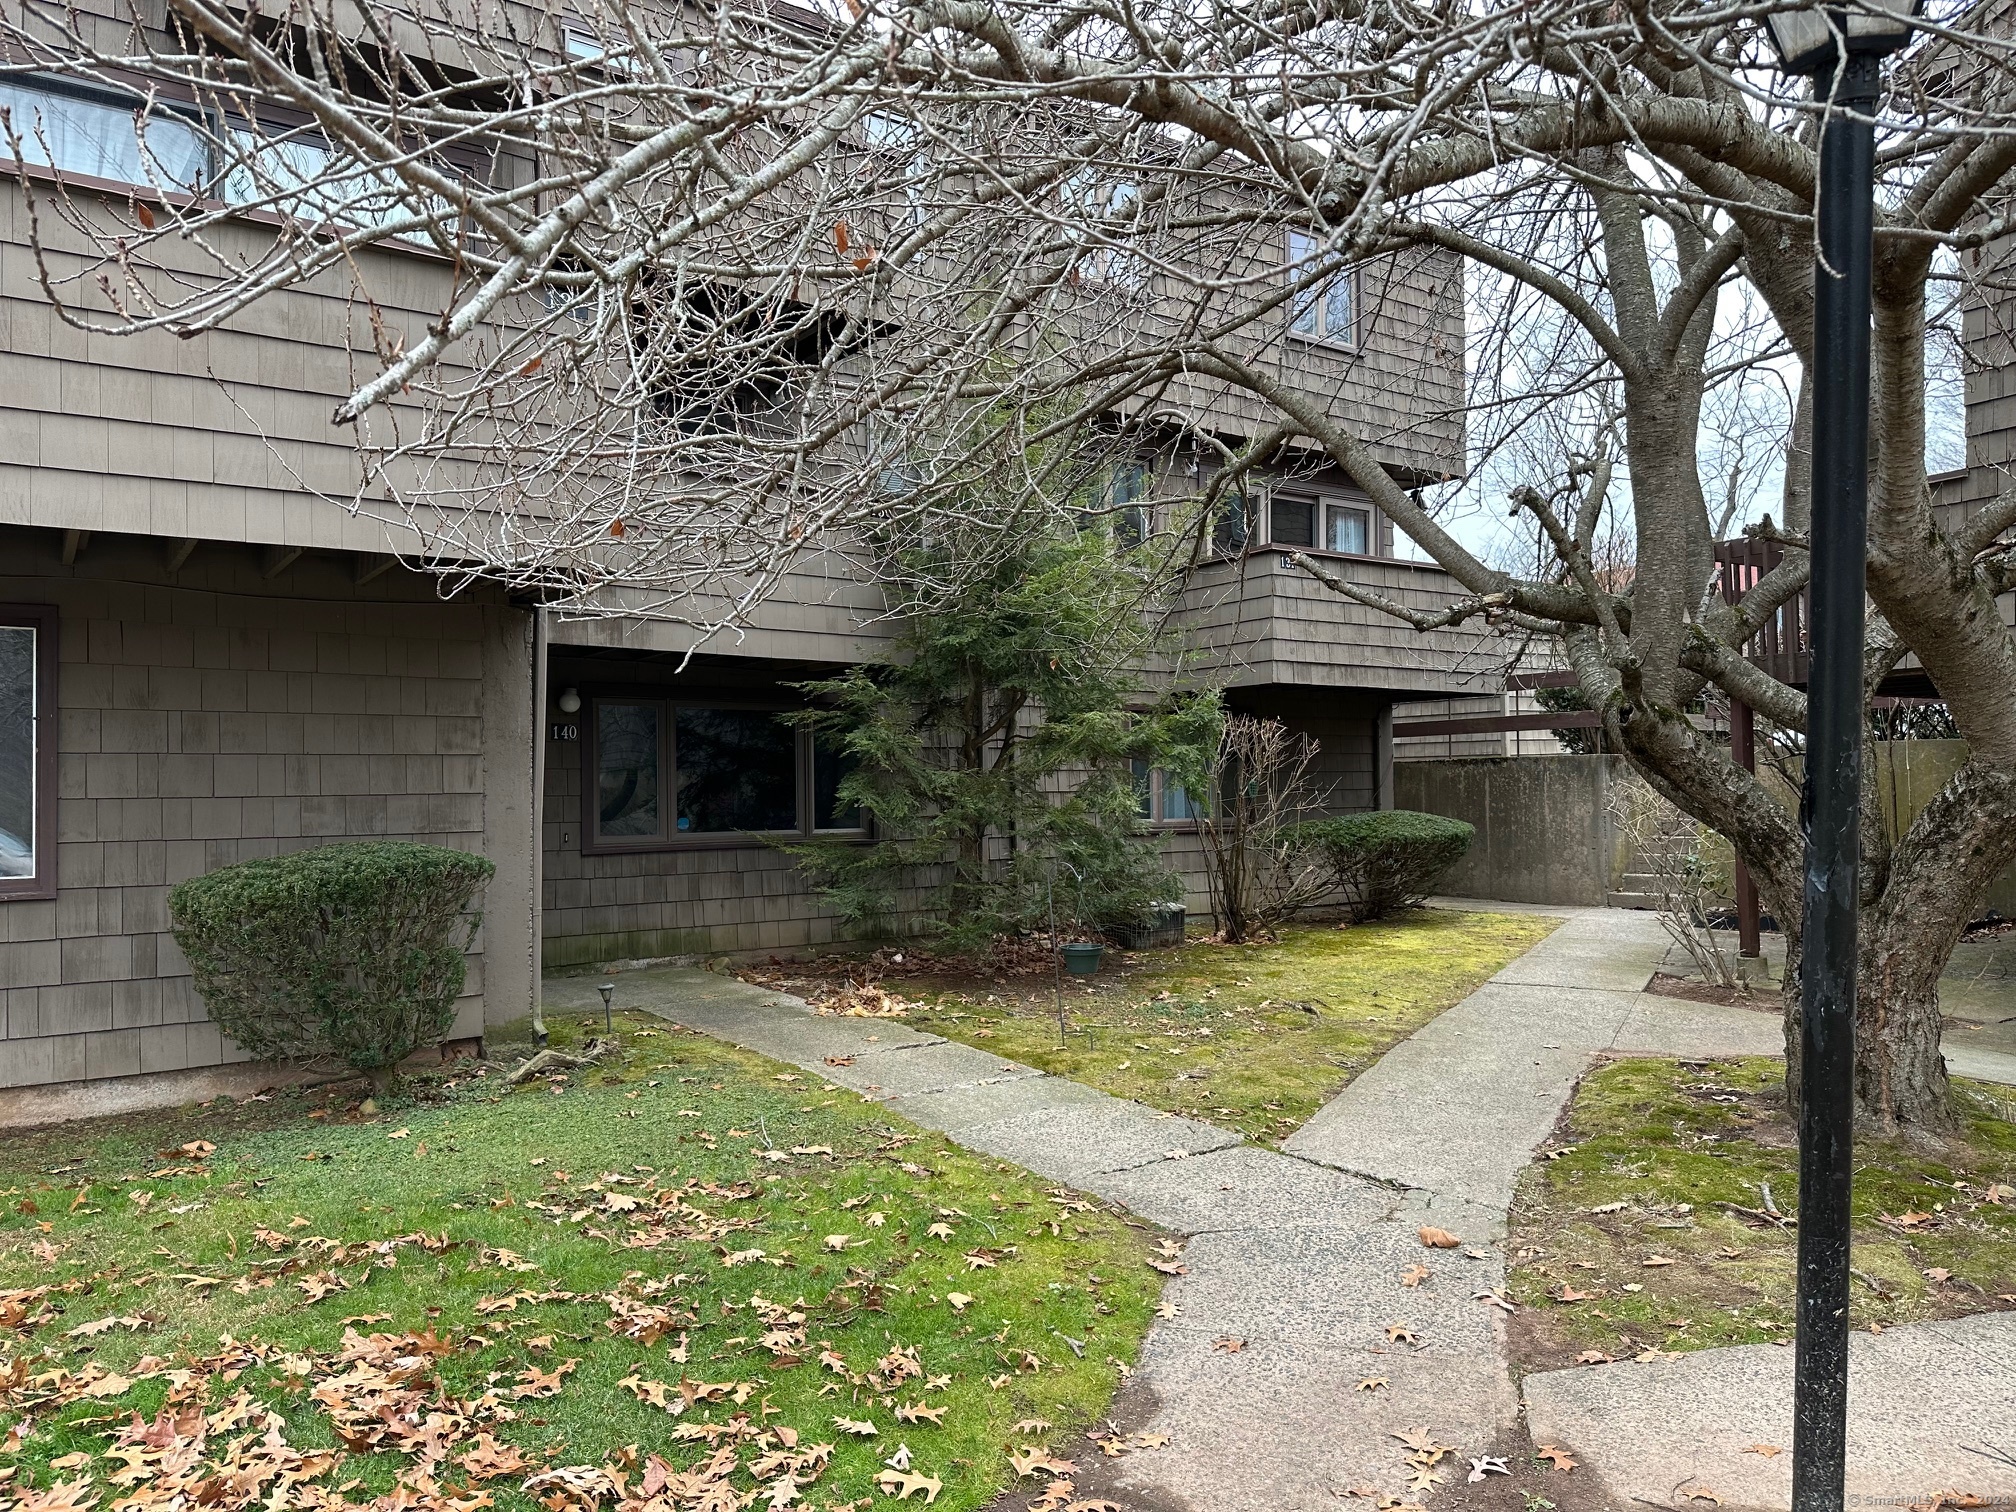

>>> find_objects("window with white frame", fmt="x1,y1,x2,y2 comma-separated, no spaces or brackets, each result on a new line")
1285,229,1356,347
1325,501,1371,555
1132,760,1205,824
586,699,862,849
863,111,930,227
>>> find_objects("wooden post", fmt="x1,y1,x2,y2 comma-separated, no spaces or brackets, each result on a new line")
1730,697,1762,959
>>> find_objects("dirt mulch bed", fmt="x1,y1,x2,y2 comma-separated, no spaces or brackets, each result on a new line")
1644,971,1776,1012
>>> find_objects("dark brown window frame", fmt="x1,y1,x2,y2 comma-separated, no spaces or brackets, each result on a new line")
0,604,60,902
578,691,868,855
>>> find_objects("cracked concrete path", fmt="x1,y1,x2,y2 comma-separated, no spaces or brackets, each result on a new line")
543,909,2016,1511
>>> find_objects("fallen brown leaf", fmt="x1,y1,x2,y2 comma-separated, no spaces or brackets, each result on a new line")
1417,1226,1461,1249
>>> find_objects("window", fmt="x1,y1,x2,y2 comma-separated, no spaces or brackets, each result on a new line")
1131,759,1204,825
220,127,462,238
1270,495,1315,548
0,606,57,901
595,702,663,838
1210,490,1252,557
642,282,845,437
1326,503,1370,555
1285,229,1356,348
0,76,210,192
813,735,862,831
563,26,640,74
862,111,929,226
1063,171,1147,286
585,698,865,850
673,707,795,833
1111,463,1148,548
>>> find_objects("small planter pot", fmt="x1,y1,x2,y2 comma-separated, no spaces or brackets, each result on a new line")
1060,942,1106,977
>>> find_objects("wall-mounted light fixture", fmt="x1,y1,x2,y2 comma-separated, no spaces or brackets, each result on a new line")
557,687,581,714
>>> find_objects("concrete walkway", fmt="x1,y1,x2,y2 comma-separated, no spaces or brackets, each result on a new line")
543,908,2016,1510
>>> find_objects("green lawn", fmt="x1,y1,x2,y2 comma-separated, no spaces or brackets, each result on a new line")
895,909,1558,1146
1506,1056,2016,1370
0,1012,1163,1512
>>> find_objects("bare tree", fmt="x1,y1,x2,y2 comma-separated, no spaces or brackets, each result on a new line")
10,0,2016,1131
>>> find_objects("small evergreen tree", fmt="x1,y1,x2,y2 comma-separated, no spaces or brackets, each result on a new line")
786,423,1219,947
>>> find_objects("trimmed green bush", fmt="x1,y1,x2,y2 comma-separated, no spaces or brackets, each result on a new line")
1285,811,1475,922
170,842,494,1092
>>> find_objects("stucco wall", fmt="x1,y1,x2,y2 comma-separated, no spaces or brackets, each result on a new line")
0,528,535,1088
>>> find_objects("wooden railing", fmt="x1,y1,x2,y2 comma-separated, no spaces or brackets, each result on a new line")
1716,537,1809,688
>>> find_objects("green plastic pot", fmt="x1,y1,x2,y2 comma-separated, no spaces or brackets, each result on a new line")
1060,942,1105,976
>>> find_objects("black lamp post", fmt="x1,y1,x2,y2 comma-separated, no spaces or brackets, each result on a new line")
1759,4,1916,1507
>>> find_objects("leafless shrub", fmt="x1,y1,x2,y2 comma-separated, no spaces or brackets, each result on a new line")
1196,716,1331,944
1609,778,1746,993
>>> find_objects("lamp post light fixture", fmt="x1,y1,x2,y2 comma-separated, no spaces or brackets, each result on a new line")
1760,5,1917,1509
597,982,615,1036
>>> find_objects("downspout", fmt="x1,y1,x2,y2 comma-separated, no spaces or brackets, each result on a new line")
531,605,550,1047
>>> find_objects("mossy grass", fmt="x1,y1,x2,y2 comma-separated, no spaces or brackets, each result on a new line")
903,908,1558,1146
0,1011,1162,1511
1506,1056,2016,1371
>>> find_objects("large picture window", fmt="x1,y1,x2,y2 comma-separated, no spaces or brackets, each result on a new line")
584,698,865,850
0,606,58,901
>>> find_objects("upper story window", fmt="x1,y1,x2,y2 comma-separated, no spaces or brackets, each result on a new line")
640,282,844,437
586,698,862,851
2,75,472,243
1210,489,1252,557
220,125,459,237
0,605,57,902
1325,502,1370,554
861,111,929,227
1270,494,1373,556
1285,229,1357,349
0,76,209,192
1063,171,1147,287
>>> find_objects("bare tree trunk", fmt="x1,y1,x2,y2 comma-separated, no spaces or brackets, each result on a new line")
1776,758,2016,1133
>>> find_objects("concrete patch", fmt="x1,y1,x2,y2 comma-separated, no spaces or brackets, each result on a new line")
952,1102,1242,1183
1522,1311,2016,1507
881,1071,1114,1134
1090,1144,1389,1233
818,1039,1037,1098
1156,1219,1504,1353
1611,995,1782,1059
